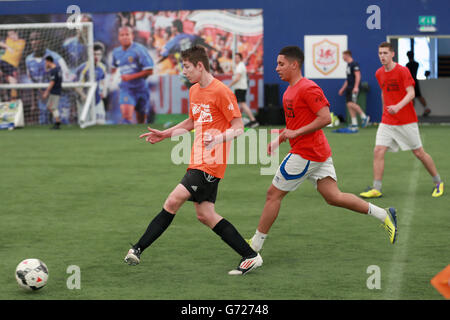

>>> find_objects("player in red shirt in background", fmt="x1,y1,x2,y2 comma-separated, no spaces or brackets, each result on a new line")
248,46,398,254
360,42,443,199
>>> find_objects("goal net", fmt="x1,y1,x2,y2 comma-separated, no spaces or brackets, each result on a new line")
0,22,97,129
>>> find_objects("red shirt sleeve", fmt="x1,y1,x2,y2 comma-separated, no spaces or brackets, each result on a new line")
303,86,330,114
401,66,415,89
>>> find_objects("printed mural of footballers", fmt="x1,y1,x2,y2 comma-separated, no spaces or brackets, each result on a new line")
111,26,154,124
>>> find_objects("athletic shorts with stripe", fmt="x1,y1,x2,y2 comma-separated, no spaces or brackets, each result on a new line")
272,153,337,192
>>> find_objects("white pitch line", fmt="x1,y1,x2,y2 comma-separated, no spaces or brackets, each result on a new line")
383,157,421,299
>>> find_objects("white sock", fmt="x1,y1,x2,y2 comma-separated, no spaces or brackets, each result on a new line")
351,117,358,126
367,203,387,222
360,112,367,119
251,230,267,252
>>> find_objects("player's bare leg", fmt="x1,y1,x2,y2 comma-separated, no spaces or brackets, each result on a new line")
360,145,387,198
317,176,398,244
317,176,369,213
257,184,289,234
412,147,438,177
247,184,288,252
163,183,192,213
120,104,134,123
373,145,388,183
194,201,223,228
412,147,443,197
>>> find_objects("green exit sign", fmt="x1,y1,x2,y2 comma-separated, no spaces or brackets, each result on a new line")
419,16,436,26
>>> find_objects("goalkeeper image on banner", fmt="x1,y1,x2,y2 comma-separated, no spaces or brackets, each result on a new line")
111,26,154,124
42,56,62,129
247,46,399,256
124,45,263,276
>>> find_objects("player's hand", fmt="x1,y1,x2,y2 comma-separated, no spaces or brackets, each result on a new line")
267,139,280,156
352,87,359,94
279,128,298,141
121,74,133,82
338,88,345,96
204,133,222,150
42,91,48,99
139,127,166,144
386,104,400,114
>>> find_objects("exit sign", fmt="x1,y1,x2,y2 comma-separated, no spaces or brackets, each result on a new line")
419,16,436,26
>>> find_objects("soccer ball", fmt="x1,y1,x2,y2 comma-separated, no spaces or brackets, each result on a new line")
15,259,49,291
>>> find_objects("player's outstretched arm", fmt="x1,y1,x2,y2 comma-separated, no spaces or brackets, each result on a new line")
139,118,194,144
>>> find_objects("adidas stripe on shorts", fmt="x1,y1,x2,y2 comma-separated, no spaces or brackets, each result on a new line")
272,153,337,192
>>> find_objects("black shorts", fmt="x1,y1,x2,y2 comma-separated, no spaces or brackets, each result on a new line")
0,60,17,77
345,87,359,103
414,82,422,98
234,89,247,103
180,169,220,203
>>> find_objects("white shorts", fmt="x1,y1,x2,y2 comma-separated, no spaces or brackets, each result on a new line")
47,94,60,112
272,153,337,191
376,122,422,152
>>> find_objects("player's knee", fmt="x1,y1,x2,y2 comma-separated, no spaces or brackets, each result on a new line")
196,211,209,225
266,187,283,203
412,148,426,159
373,146,386,158
164,196,182,213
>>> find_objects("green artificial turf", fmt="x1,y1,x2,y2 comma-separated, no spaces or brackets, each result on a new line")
0,124,448,300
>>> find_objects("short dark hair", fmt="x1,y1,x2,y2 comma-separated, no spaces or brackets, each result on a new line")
343,50,352,57
93,42,105,53
181,45,210,72
407,50,414,58
45,56,54,62
379,42,394,52
279,46,304,67
236,52,243,60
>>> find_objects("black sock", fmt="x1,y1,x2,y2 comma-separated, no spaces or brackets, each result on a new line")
134,208,175,252
212,218,256,258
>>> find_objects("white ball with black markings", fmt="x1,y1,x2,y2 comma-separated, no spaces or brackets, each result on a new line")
15,259,49,291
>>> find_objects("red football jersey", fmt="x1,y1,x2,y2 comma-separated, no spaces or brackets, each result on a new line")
282,78,332,162
375,64,417,125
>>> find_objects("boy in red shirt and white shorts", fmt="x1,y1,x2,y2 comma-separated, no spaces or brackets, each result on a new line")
360,42,443,199
248,46,399,255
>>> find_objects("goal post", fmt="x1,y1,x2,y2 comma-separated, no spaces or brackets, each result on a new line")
0,22,97,128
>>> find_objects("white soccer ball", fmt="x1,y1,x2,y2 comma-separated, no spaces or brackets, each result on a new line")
15,259,49,291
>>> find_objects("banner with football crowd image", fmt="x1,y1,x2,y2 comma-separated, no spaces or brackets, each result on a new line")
0,9,263,126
